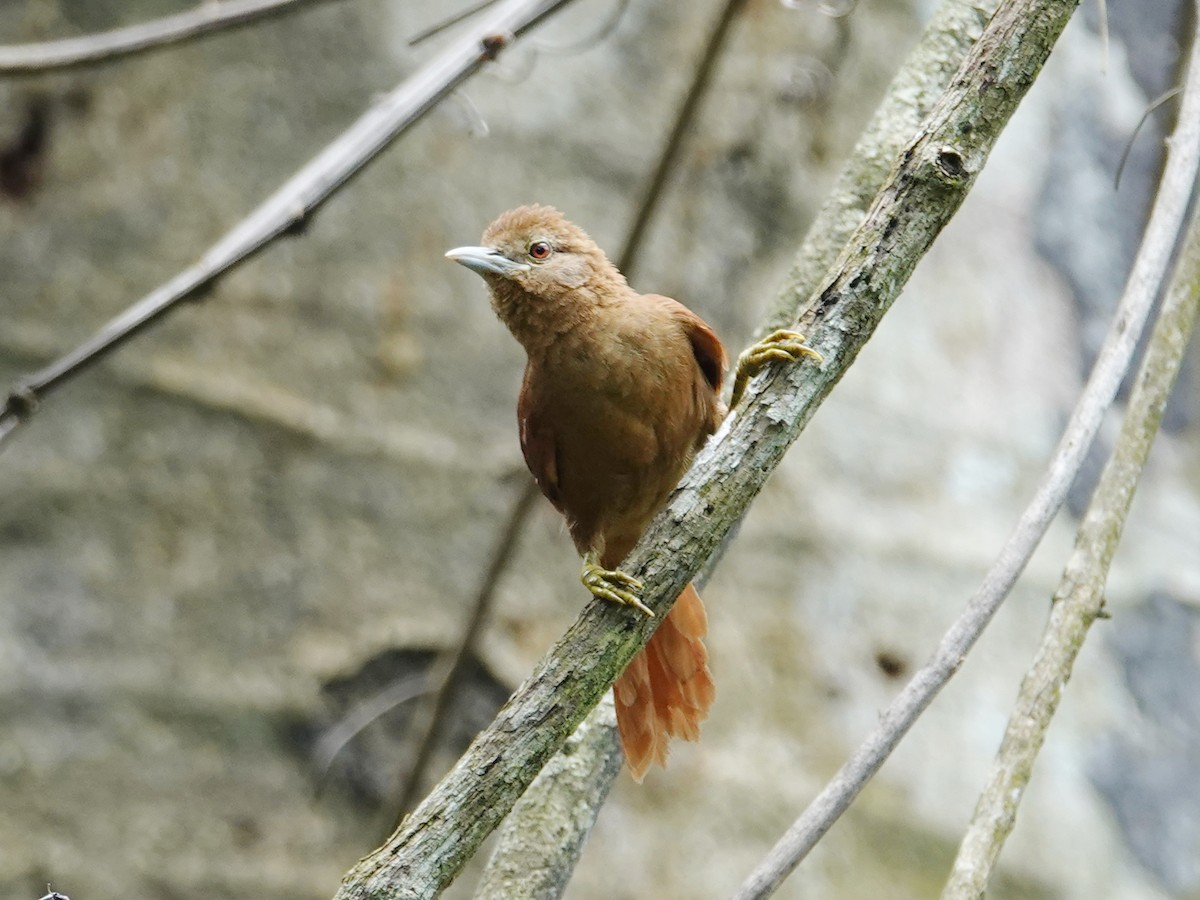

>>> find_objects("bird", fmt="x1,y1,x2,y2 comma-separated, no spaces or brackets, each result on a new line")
447,204,820,780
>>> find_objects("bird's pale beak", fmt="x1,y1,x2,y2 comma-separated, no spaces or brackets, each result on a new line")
445,246,530,278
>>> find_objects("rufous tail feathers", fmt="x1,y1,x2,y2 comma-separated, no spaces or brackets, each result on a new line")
612,582,715,781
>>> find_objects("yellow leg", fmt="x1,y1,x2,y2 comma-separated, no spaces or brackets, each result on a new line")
730,329,823,408
581,550,653,618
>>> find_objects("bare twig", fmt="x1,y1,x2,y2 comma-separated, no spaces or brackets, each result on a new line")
0,0,582,452
943,20,1200,895
412,0,629,57
392,478,538,817
0,0,351,76
334,0,1083,894
733,6,1200,899
618,0,748,277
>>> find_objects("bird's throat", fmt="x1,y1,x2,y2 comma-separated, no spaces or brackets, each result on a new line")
487,279,606,356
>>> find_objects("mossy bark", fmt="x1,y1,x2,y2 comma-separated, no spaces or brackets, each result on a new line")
472,698,623,900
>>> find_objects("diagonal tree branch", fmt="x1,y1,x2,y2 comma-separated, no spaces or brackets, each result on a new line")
942,20,1200,895
0,0,353,76
407,1,505,46
734,6,1200,899
333,1,1083,897
765,0,1000,332
0,0,582,451
472,696,623,900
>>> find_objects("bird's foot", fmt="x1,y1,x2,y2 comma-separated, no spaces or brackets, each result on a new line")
582,553,653,618
731,329,823,407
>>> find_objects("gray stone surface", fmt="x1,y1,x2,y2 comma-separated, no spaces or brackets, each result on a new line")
1,1,1197,898
1091,593,1200,896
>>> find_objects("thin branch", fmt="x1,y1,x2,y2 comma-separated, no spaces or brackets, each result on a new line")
0,0,351,76
943,25,1200,896
333,0,1083,895
392,478,538,817
734,7,1200,900
0,0,582,452
618,0,748,277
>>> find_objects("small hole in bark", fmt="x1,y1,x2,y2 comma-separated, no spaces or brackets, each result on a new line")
936,147,966,179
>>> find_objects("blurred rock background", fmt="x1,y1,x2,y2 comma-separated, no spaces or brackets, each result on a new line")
1,0,1197,897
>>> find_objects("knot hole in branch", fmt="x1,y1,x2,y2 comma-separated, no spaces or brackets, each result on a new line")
935,146,967,180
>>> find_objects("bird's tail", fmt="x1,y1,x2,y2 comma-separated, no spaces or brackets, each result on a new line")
613,582,715,781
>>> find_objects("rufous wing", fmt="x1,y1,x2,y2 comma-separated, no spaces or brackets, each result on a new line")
517,366,562,509
660,296,728,392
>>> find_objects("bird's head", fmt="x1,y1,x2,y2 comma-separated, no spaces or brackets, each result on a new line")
446,206,625,343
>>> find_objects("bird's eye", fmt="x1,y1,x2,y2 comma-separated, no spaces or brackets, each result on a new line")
528,241,552,261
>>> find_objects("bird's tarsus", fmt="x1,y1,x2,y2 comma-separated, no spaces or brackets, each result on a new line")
582,552,653,617
731,329,823,407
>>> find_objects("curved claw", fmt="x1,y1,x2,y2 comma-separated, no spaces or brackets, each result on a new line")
731,329,823,408
582,556,653,617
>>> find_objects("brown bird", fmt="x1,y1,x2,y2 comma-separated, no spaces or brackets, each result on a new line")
447,205,819,780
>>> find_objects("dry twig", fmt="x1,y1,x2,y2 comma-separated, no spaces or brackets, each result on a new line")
942,17,1200,894
407,1,504,46
0,0,583,451
392,479,538,817
0,0,350,75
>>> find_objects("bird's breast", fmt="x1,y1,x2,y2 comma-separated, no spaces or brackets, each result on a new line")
527,321,709,485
